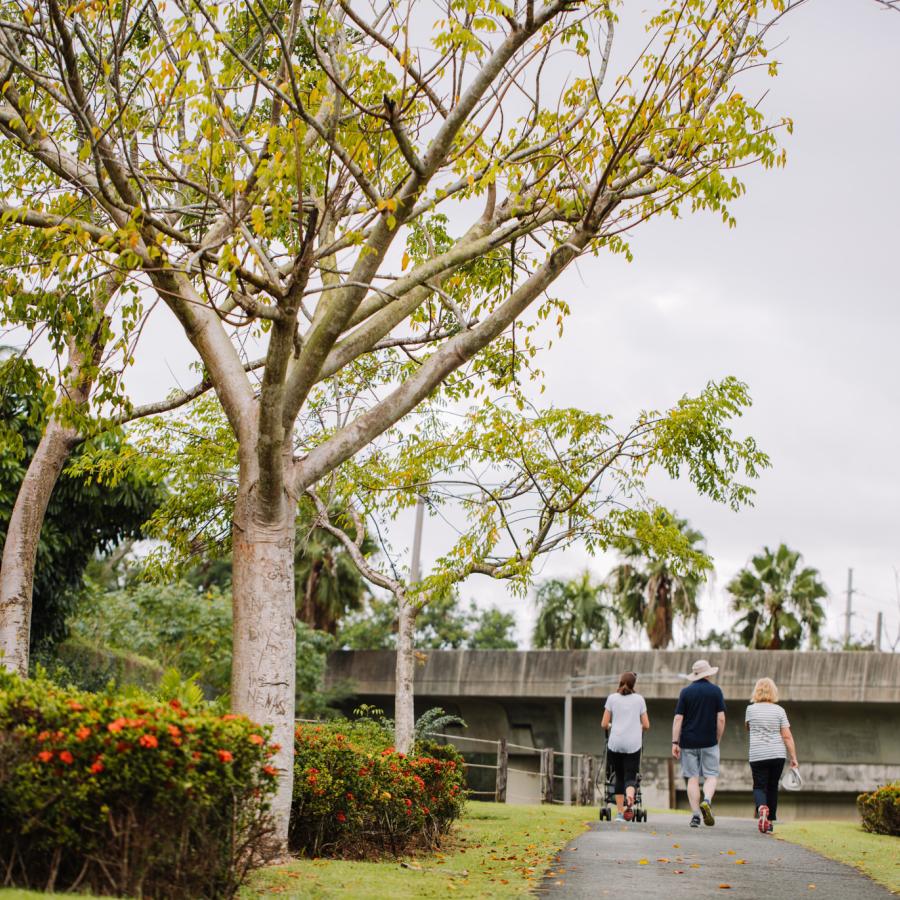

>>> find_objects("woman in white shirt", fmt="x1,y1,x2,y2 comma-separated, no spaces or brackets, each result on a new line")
745,677,799,834
601,671,650,822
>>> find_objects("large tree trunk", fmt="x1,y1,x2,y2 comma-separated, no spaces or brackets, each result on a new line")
394,596,416,753
0,418,77,674
231,487,297,853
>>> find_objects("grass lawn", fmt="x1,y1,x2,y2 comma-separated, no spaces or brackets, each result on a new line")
244,802,592,899
777,821,899,893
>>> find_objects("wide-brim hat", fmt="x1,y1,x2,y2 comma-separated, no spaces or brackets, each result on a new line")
782,767,803,792
688,659,719,681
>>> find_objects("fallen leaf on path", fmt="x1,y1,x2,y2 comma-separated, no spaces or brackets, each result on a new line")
808,885,816,891
657,858,670,863
719,884,732,890
638,859,649,865
674,870,685,875
726,850,736,855
690,863,701,868
735,859,747,865
672,843,680,848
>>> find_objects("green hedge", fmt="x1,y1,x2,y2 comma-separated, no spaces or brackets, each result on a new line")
290,719,466,857
857,782,900,836
0,671,277,898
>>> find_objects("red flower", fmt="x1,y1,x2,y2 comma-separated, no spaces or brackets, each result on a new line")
139,734,159,749
221,714,240,721
75,726,91,741
167,724,181,738
307,767,319,775
307,774,318,785
90,757,104,774
67,700,85,711
248,734,264,745
345,792,354,801
59,751,75,765
404,798,412,807
335,733,345,742
37,751,53,763
116,741,130,753
263,765,278,777
169,698,182,709
108,718,126,733
217,749,234,763
192,751,202,761
336,811,347,823
37,730,51,742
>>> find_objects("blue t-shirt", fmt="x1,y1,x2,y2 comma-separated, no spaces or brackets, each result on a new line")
674,679,726,749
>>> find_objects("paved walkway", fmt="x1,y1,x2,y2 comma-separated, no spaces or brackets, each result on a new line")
537,813,893,899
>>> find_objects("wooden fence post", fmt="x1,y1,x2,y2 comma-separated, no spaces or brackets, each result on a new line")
540,748,554,804
577,754,593,806
495,737,508,803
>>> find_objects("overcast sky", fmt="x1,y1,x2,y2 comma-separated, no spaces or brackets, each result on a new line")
114,1,900,650
414,0,900,649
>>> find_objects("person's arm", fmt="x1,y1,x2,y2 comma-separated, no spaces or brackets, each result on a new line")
641,712,650,731
601,709,612,731
671,713,683,759
781,726,798,767
716,710,726,744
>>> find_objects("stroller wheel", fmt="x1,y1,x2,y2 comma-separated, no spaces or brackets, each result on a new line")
599,806,611,821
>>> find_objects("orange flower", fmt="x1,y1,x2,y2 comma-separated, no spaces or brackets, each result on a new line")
169,699,182,709
217,749,234,763
263,765,278,777
108,718,126,733
59,751,75,765
37,751,53,763
67,700,85,711
336,811,347,823
221,714,240,721
76,726,91,741
90,757,104,774
192,751,202,761
167,724,181,738
37,730,51,742
139,734,158,749
248,734,264,745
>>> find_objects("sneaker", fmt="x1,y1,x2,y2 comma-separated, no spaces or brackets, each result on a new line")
624,795,634,821
615,813,626,823
690,814,702,828
758,805,770,834
700,798,715,827
767,822,775,834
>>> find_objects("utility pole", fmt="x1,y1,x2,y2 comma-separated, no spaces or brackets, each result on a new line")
875,611,883,652
410,496,425,583
844,568,854,648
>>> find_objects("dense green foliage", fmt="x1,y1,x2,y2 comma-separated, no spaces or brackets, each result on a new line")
857,782,900,837
606,515,706,649
63,578,342,716
532,571,620,650
0,671,277,898
290,719,466,857
727,544,827,649
339,590,517,651
0,360,163,651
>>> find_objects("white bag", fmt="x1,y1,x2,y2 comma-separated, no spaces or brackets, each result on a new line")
781,766,803,792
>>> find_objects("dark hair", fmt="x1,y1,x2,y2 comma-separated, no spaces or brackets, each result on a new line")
618,672,637,695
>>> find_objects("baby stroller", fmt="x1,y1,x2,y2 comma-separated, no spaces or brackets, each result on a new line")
596,740,648,822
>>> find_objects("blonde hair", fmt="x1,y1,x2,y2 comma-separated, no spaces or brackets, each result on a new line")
751,677,779,704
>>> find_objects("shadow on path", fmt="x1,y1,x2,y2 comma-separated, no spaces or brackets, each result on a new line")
537,812,893,900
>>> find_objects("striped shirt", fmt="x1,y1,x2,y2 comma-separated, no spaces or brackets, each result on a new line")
745,702,789,762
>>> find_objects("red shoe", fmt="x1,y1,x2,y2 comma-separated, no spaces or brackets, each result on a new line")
624,794,635,822
758,805,770,834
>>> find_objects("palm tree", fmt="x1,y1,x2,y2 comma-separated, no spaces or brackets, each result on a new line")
532,571,620,649
606,517,705,649
294,504,375,635
727,544,826,650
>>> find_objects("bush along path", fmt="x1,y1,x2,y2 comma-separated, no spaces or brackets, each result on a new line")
536,813,894,899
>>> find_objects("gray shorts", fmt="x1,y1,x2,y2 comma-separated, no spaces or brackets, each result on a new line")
681,745,720,779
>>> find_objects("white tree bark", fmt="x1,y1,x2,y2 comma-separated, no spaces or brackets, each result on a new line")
394,596,416,754
0,418,77,674
230,483,297,853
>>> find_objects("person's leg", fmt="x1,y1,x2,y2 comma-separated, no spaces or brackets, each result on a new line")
610,751,625,814
698,746,719,826
681,749,702,825
623,750,640,806
702,775,718,803
686,777,701,811
767,759,785,822
750,761,768,814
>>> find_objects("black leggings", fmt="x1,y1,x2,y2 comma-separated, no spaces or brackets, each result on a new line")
608,749,641,794
750,758,785,821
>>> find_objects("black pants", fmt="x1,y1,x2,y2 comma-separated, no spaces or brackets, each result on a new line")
608,749,641,794
750,758,785,820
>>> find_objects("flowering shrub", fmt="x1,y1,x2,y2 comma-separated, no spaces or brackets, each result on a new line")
290,719,466,857
857,782,900,836
0,670,278,898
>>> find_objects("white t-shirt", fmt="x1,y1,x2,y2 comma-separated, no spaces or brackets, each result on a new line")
745,702,789,762
604,691,647,754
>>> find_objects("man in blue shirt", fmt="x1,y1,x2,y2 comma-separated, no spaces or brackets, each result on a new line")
671,659,726,828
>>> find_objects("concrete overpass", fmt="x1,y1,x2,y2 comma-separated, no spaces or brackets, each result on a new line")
325,649,900,819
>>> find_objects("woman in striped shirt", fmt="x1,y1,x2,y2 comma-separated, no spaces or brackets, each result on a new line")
744,678,799,834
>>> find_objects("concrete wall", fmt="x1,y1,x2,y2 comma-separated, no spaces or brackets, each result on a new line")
326,650,900,819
